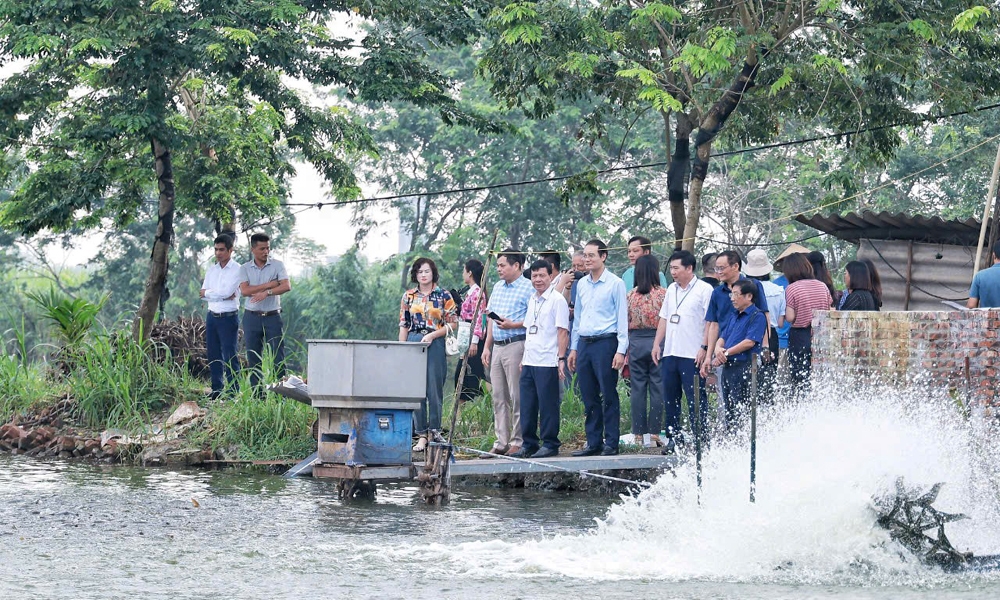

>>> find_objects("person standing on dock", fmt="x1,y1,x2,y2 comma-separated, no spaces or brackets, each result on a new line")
239,233,291,392
968,241,1000,308
568,240,629,456
712,280,767,432
652,250,714,452
482,249,533,457
513,260,570,459
399,257,457,453
621,235,668,290
200,233,242,400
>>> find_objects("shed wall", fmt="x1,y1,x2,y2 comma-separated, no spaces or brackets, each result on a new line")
858,239,976,311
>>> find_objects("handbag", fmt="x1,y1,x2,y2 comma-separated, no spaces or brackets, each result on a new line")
456,321,472,355
444,324,460,356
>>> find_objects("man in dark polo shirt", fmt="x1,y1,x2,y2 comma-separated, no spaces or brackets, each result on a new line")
239,233,291,392
701,250,768,379
712,280,767,432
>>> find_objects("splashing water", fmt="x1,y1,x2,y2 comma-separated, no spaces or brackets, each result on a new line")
430,382,1000,586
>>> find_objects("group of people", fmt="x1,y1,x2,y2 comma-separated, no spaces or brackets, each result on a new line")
199,233,291,399
398,237,884,458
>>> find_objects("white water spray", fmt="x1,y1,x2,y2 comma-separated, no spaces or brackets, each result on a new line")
434,383,1000,585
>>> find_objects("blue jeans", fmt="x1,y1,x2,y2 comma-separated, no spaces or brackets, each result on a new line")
576,336,621,450
206,312,240,397
242,311,285,391
519,365,561,452
661,355,709,443
408,332,446,434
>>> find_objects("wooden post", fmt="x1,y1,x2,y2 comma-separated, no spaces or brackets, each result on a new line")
974,142,1000,276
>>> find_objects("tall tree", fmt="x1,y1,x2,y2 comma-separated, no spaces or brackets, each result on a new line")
479,1,1000,251
0,0,495,340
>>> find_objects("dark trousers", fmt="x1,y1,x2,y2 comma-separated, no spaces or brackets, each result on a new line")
454,337,487,401
758,326,779,405
206,312,240,397
576,336,620,450
242,311,286,390
628,330,663,435
661,355,709,443
519,365,561,452
408,333,446,433
788,326,813,392
721,360,752,432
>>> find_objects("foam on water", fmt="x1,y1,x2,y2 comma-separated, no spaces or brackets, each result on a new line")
413,382,1000,585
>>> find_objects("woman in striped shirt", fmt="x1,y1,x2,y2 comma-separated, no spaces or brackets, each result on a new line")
782,254,833,392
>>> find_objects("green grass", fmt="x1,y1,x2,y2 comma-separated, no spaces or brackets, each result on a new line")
0,354,57,422
70,333,202,431
194,347,315,461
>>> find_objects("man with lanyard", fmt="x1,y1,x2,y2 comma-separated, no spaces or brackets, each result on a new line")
199,233,242,400
567,239,629,456
712,280,767,432
701,249,769,383
621,235,668,290
652,250,714,452
513,260,570,459
239,233,291,392
482,248,533,456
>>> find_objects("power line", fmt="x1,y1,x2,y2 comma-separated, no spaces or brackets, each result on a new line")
280,101,1000,209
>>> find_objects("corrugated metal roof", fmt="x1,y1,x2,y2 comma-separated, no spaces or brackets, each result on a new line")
859,239,974,311
795,211,987,246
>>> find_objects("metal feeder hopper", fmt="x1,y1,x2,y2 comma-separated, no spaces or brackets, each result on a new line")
307,340,426,479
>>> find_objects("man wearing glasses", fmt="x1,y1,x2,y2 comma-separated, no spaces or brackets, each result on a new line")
711,280,767,431
700,251,769,414
567,240,629,456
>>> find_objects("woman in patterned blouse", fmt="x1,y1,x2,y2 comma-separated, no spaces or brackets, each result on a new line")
454,259,488,402
627,254,667,447
398,257,457,453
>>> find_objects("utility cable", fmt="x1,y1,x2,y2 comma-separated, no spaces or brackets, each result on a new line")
279,101,1000,210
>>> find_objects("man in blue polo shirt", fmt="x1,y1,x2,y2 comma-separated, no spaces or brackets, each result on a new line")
712,280,767,432
701,250,769,380
968,241,1000,309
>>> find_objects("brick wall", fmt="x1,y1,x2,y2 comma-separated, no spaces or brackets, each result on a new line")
812,310,999,412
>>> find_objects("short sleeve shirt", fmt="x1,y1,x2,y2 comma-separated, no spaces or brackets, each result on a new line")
239,259,289,312
705,276,768,325
627,287,666,330
785,279,833,328
970,263,1000,308
718,304,767,362
399,287,457,332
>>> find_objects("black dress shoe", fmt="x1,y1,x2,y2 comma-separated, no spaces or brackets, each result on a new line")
571,445,603,457
531,447,558,459
600,446,619,456
508,447,536,458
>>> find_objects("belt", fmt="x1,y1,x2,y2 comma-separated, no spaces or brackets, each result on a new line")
580,333,617,342
245,309,281,317
494,334,526,347
208,311,238,318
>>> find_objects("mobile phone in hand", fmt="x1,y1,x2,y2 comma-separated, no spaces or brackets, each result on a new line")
487,311,504,321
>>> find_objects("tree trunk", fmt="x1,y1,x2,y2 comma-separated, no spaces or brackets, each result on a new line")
668,112,694,249
134,138,176,342
682,58,760,252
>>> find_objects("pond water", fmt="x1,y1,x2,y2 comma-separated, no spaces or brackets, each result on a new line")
2,384,999,599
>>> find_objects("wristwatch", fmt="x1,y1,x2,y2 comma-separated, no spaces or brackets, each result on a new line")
701,345,708,350
723,349,729,358
267,289,273,296
558,358,566,362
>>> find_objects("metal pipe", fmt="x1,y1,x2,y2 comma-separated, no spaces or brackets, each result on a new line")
750,353,758,503
456,446,654,488
693,372,703,504
973,142,1000,277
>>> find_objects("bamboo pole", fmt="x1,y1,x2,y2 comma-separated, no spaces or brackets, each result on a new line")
692,372,703,505
750,353,758,504
973,142,1000,277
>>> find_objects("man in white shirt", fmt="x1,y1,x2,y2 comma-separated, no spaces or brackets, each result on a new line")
512,260,570,459
652,250,714,450
200,234,242,400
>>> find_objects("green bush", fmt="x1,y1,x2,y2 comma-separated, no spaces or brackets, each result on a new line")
0,354,54,422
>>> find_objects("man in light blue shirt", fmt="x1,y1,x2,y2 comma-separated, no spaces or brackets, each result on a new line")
482,249,534,456
568,239,629,456
968,241,1000,309
621,235,668,290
